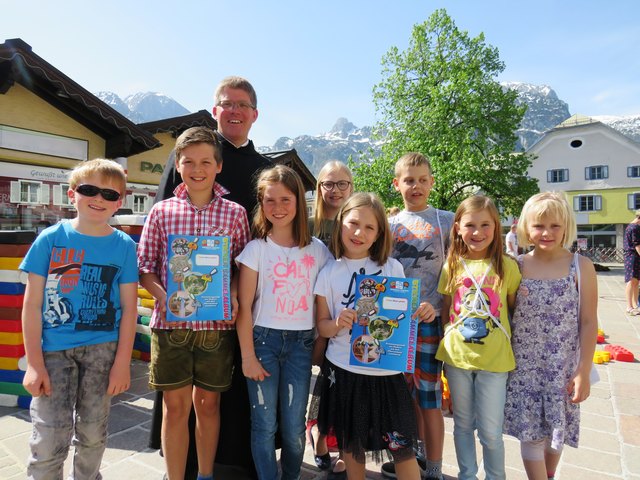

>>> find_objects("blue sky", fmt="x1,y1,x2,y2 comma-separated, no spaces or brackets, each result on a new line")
3,0,639,147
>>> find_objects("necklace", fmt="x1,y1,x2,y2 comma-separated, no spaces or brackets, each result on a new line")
269,236,294,265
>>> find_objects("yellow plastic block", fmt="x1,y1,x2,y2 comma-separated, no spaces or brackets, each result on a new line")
138,288,153,299
0,258,22,270
0,332,23,345
0,357,19,370
140,298,155,309
597,328,605,337
593,351,610,364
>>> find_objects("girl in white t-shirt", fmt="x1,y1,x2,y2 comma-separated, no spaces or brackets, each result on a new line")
314,192,433,480
236,165,331,480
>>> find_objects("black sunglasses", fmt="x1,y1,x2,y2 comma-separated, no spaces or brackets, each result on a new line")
75,184,121,201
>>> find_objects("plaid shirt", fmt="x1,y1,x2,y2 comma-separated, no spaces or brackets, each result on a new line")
138,182,250,331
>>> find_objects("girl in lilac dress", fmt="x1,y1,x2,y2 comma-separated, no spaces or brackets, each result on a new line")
503,192,598,480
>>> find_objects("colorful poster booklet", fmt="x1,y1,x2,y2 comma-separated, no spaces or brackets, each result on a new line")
166,235,231,322
349,274,420,373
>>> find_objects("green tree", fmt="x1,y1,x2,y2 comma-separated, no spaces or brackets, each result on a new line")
354,9,538,216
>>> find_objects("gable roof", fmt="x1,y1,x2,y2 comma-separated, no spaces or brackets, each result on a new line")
0,38,159,157
527,113,640,153
139,110,217,137
263,149,316,191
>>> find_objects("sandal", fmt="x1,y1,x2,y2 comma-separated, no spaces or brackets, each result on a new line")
306,422,331,470
627,307,640,316
315,452,332,470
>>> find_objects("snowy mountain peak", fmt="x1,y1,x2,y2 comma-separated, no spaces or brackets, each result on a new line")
502,81,557,100
594,114,640,143
95,91,189,123
328,117,358,137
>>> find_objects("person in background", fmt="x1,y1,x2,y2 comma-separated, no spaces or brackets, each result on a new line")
150,76,271,479
505,223,518,257
21,159,138,479
623,210,640,315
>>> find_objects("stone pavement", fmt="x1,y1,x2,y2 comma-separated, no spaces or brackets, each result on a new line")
1,265,638,479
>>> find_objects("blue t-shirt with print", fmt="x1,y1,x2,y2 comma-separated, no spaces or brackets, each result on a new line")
20,221,138,352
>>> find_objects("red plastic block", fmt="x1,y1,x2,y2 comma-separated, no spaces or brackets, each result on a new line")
0,307,22,320
0,319,21,332
597,334,605,344
0,344,25,358
0,294,24,308
604,344,635,362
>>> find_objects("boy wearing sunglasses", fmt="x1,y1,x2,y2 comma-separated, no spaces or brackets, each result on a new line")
20,158,139,479
137,127,251,480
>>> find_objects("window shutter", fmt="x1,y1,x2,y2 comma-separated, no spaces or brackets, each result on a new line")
573,196,580,211
594,195,602,211
143,195,152,213
547,170,553,183
585,167,590,180
10,181,20,203
629,194,636,210
603,166,609,179
629,166,634,177
563,169,569,182
41,185,50,205
125,194,134,209
53,185,62,205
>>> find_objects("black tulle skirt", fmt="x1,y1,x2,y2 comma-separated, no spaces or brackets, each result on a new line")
316,360,417,464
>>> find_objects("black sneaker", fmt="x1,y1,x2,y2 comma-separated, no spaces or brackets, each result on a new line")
380,456,427,479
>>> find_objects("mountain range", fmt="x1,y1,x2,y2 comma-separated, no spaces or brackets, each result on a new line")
96,85,640,174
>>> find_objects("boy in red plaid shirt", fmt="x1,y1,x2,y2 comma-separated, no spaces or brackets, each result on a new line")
138,127,250,480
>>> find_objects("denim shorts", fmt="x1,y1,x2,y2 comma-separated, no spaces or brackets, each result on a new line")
149,329,236,392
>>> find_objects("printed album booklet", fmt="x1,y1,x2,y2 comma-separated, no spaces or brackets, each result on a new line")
349,274,420,372
166,235,231,322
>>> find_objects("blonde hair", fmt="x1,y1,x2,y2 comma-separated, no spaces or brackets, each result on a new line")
68,158,126,194
517,192,577,249
394,152,433,177
253,165,310,248
330,192,392,265
446,195,505,292
313,161,353,233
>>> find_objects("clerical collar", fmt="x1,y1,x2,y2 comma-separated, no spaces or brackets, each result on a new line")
218,132,250,148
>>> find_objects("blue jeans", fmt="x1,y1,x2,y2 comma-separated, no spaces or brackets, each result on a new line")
446,364,508,480
246,326,314,480
28,342,117,480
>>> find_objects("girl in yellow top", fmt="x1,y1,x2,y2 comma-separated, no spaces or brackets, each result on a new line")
436,195,521,480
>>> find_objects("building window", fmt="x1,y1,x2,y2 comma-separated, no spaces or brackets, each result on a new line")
126,193,150,214
628,166,640,178
585,165,608,180
53,184,73,207
10,180,49,205
573,195,602,212
629,193,640,211
547,169,569,183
